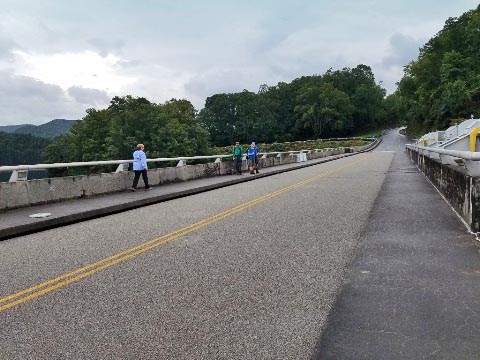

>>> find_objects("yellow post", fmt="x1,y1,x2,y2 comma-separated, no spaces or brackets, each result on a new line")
469,127,480,151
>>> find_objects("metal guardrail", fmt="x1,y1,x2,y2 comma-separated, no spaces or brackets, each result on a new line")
406,144,480,160
0,148,357,182
406,144,480,176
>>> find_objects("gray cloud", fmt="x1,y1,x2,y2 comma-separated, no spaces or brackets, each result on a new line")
0,23,18,62
67,86,110,106
382,33,423,68
0,71,64,101
0,71,98,125
87,38,125,57
184,67,281,109
0,37,16,60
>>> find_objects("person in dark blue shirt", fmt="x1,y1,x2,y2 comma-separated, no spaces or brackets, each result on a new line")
246,142,260,174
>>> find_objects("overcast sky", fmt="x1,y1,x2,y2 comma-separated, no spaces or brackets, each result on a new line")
0,0,478,126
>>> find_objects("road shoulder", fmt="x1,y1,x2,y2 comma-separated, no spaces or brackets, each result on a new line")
314,151,480,359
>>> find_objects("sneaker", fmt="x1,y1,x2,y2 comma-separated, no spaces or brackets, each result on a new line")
145,187,151,191
255,170,260,174
131,187,136,192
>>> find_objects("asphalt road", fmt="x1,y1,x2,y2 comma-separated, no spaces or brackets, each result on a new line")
374,128,412,151
0,147,394,359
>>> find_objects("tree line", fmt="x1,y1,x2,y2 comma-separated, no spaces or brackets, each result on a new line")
0,62,403,169
44,96,210,165
41,64,394,167
199,64,396,146
0,132,51,166
394,5,480,136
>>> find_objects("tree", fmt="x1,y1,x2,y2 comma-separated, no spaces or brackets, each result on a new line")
0,132,51,166
46,96,210,169
394,5,480,136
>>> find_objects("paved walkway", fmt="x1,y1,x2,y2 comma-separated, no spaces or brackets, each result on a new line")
0,151,363,240
315,151,480,359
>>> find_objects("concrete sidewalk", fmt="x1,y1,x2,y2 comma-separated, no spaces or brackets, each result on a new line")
0,151,364,241
314,151,480,359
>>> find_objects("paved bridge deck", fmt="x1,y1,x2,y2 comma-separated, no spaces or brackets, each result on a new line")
1,129,479,359
315,150,480,359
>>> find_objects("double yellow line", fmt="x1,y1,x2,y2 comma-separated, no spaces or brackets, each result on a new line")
0,154,371,312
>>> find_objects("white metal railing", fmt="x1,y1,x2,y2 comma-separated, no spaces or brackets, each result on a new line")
406,144,480,176
0,147,357,183
406,144,480,160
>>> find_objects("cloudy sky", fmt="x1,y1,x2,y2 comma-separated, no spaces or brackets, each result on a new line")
0,0,478,126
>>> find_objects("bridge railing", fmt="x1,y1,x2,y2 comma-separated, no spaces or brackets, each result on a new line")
0,149,340,182
405,143,480,232
406,144,480,176
1,136,377,183
0,139,378,210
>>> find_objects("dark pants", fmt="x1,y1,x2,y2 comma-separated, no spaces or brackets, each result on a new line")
248,158,259,173
234,156,242,174
132,170,149,189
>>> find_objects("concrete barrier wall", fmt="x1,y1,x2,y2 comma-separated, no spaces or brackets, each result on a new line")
0,146,368,211
406,147,480,232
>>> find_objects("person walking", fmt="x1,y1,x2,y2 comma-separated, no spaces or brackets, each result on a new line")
246,141,260,174
131,143,151,191
232,141,243,175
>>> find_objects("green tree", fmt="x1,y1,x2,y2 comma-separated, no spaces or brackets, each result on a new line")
0,132,51,166
46,96,210,169
394,5,480,135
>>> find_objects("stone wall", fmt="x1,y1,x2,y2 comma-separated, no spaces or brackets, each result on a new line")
406,147,480,232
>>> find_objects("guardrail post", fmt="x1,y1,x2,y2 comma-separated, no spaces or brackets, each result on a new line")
9,170,28,182
115,163,129,173
463,160,480,176
177,160,186,167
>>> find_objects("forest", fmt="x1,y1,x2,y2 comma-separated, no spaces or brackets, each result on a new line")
0,132,51,166
198,64,395,146
394,5,480,136
42,64,393,165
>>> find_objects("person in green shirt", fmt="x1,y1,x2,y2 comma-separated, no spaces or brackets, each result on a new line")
232,141,243,175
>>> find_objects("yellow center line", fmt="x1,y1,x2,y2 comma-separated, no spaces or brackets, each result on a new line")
0,153,374,312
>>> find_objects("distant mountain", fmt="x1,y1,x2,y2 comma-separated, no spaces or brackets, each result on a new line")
0,124,29,133
13,119,79,138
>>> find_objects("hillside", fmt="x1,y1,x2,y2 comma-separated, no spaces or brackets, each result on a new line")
395,5,480,135
13,119,79,138
0,124,29,133
0,132,52,166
